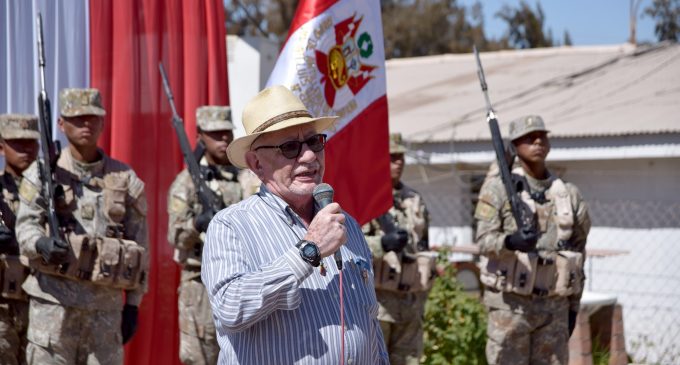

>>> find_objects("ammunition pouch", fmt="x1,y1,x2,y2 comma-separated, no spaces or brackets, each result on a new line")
480,250,583,297
0,254,29,301
103,173,128,224
374,251,437,293
173,234,204,268
29,233,147,290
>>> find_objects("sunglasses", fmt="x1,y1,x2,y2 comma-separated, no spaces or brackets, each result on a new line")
253,133,327,159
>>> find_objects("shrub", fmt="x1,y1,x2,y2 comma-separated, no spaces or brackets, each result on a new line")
421,249,488,365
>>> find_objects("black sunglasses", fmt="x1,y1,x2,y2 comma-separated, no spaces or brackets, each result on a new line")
253,133,327,159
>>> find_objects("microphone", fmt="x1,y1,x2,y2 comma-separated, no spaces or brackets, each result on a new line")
313,183,342,270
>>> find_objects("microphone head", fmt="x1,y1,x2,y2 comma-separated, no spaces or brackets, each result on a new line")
313,183,334,208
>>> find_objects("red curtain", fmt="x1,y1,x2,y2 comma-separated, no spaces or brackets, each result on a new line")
89,1,228,364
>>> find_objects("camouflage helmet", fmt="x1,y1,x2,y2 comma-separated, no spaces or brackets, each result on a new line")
196,106,233,131
0,114,40,140
389,133,407,154
508,115,549,141
59,88,106,117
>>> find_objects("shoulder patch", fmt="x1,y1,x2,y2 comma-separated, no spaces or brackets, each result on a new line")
19,180,38,202
474,200,497,221
169,196,188,214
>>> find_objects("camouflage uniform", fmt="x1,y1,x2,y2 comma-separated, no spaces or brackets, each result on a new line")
167,106,242,365
363,133,432,365
0,114,39,365
15,89,149,365
474,116,591,365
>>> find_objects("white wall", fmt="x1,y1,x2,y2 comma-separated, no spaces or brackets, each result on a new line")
226,35,278,139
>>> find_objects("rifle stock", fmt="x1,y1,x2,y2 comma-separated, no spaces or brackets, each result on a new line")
473,46,537,236
158,63,224,215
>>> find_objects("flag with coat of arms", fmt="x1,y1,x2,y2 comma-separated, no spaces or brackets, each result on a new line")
267,0,392,225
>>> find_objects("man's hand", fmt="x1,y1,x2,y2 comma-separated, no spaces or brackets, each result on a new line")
304,202,346,258
194,209,214,233
504,229,539,252
36,236,69,264
0,225,13,246
121,304,139,344
381,228,408,253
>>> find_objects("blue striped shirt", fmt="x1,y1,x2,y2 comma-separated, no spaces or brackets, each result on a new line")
202,186,390,364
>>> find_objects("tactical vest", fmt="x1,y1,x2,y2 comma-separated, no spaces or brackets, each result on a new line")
479,172,584,297
0,174,29,301
372,186,437,293
173,164,241,269
29,160,147,290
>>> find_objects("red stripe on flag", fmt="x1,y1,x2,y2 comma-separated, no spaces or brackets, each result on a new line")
283,0,339,46
324,95,392,225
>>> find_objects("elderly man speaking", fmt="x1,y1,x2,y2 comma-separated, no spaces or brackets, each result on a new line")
201,86,389,364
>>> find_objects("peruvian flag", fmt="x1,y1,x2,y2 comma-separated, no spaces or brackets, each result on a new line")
1,1,227,365
267,0,392,224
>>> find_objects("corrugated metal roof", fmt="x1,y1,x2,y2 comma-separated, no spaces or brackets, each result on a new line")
386,43,680,143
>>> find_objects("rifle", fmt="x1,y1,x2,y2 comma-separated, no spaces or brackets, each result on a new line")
158,63,225,219
473,46,537,238
35,14,62,242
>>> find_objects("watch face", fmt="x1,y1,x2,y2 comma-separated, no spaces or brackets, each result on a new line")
302,244,318,258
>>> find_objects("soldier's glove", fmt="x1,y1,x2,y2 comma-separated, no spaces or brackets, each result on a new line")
36,236,70,264
568,310,578,337
504,229,539,252
0,225,13,246
121,304,139,345
194,209,215,233
381,228,409,253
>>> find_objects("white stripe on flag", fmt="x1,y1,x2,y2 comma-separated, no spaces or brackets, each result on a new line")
267,0,387,139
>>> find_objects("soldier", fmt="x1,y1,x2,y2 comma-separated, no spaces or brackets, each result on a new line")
474,116,591,365
363,133,434,365
16,88,149,364
167,106,242,365
0,114,40,365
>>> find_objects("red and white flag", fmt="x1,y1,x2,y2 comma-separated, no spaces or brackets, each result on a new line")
267,0,392,224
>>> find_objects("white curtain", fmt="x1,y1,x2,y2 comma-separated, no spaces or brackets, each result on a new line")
0,0,89,147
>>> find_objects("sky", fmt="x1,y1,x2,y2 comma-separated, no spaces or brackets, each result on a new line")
458,0,658,45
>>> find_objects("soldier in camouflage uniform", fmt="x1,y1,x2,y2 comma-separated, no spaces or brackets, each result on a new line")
0,114,40,365
167,106,243,365
363,133,433,365
474,116,591,365
16,89,148,364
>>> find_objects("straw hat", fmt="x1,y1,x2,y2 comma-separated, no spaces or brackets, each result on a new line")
227,86,338,168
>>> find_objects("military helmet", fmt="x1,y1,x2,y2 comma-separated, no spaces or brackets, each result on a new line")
196,106,233,131
0,114,40,140
508,115,549,141
389,133,407,154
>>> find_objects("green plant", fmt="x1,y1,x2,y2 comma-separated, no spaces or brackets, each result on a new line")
421,249,488,365
591,335,610,365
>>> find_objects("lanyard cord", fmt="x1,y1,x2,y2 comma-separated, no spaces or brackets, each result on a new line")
339,270,345,365
259,193,346,363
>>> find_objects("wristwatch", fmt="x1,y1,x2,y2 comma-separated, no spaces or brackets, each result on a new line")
296,239,321,267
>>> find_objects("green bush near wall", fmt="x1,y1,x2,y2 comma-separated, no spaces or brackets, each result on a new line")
421,250,488,365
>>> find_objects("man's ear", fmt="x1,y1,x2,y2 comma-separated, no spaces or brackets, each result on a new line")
57,117,65,132
245,151,264,179
0,141,5,157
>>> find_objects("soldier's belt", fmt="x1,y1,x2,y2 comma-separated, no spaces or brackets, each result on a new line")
0,254,29,301
28,233,147,290
480,250,584,297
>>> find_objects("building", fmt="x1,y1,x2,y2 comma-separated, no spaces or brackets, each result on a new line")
386,43,680,363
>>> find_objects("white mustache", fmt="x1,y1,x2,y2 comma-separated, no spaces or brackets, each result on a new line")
293,163,320,175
